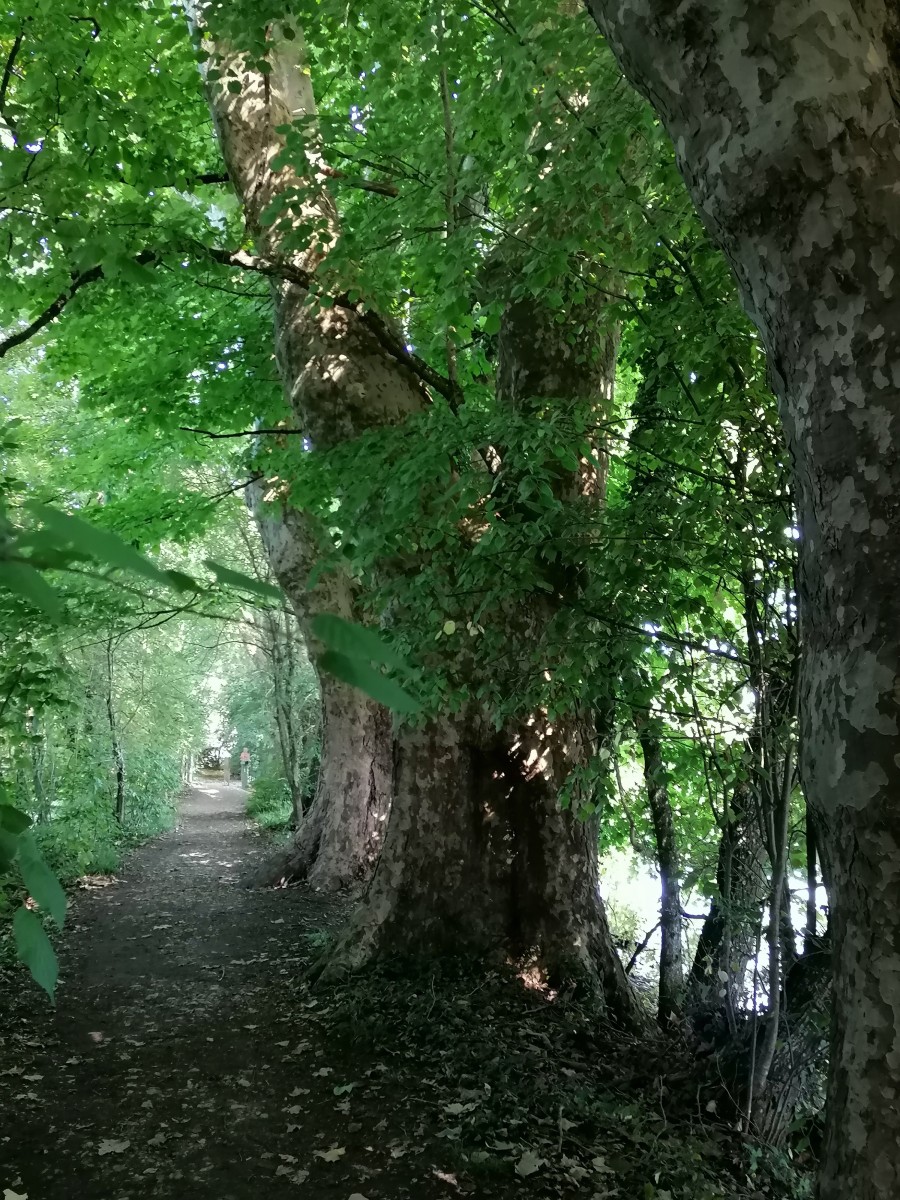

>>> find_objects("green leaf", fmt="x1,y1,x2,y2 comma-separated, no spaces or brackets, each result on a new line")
17,832,67,929
0,804,33,834
0,561,63,619
164,569,202,593
0,828,19,869
204,560,283,601
319,650,421,714
13,907,58,1000
311,613,406,669
25,503,174,588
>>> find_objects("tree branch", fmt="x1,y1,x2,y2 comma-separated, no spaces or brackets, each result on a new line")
0,250,158,360
204,247,458,405
0,29,24,141
181,426,305,440
320,164,398,197
0,241,458,406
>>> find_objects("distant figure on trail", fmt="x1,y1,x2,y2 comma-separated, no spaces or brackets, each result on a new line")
240,747,251,789
219,747,231,784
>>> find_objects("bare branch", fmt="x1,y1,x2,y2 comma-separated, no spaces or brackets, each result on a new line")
181,426,305,440
320,164,398,197
0,240,458,406
0,29,25,141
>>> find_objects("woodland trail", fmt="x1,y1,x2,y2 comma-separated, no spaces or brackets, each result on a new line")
1,783,360,1198
3,783,518,1200
0,786,742,1200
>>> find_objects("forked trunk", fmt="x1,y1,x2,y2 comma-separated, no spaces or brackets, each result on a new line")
197,14,636,1016
320,708,640,1023
320,254,639,1022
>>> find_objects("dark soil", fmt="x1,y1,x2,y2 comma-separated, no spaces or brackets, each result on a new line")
0,785,798,1200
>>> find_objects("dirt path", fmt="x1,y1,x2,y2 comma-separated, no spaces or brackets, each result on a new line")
0,784,410,1199
1,785,762,1200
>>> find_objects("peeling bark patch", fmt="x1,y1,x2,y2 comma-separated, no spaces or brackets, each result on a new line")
830,475,870,532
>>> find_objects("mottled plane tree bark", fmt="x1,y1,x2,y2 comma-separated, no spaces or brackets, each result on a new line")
245,494,393,892
586,2,900,1194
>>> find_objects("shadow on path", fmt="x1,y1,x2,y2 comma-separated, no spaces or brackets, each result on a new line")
0,784,358,1200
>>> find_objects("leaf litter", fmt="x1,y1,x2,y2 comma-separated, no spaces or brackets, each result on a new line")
0,784,807,1200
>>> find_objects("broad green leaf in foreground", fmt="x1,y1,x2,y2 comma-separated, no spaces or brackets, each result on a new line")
26,503,177,588
17,832,67,928
311,613,406,668
0,804,33,835
204,559,283,602
319,650,421,715
0,560,63,618
13,907,58,1001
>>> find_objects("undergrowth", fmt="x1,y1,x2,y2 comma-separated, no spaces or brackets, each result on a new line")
246,775,294,831
306,961,814,1200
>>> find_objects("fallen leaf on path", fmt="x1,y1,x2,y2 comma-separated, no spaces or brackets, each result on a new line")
349,1194,370,1199
98,1139,130,1156
276,1166,310,1183
314,1147,346,1162
515,1149,543,1177
443,1101,475,1116
4,1189,28,1200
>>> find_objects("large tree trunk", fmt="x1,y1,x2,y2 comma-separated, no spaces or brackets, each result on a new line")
587,3,900,1194
320,709,635,1015
244,497,393,892
320,266,641,1021
191,16,422,892
197,15,637,1016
